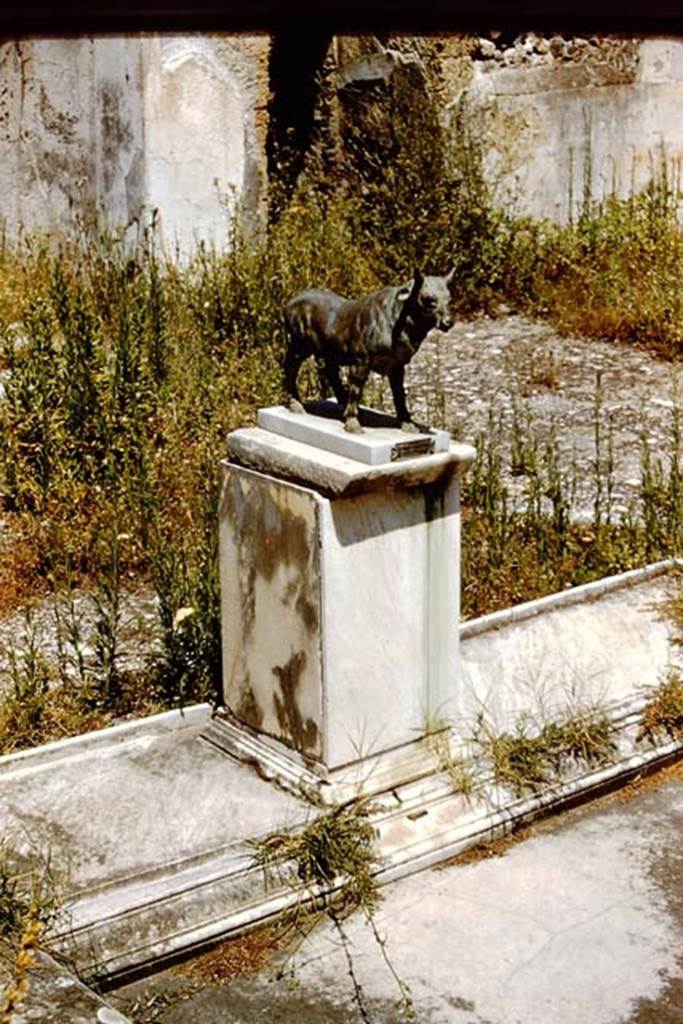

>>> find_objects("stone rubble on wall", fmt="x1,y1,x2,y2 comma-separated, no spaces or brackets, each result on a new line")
472,32,640,78
453,34,683,221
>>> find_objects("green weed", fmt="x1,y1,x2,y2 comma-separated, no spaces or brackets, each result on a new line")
461,389,680,618
427,731,476,799
637,672,683,745
508,158,682,358
476,708,617,797
0,843,62,1024
251,802,415,1022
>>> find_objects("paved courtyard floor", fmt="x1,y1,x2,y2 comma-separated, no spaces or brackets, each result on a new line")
114,762,683,1024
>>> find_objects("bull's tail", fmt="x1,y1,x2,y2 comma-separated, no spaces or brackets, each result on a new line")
283,314,306,414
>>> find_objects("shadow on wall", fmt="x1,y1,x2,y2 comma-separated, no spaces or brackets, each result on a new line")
267,30,331,207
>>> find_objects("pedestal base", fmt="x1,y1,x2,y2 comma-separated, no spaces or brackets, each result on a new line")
215,407,475,800
203,708,448,805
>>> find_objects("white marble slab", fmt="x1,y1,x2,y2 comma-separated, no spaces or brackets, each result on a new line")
257,403,450,466
228,427,475,499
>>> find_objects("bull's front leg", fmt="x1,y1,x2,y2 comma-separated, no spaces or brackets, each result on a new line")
389,365,419,433
343,360,369,433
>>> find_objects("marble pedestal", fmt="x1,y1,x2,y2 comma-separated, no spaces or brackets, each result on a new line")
205,405,475,803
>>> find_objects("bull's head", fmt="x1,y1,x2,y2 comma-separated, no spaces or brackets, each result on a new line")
398,268,455,332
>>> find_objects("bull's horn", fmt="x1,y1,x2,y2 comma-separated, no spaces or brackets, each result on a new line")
398,271,423,303
409,270,423,297
444,266,456,286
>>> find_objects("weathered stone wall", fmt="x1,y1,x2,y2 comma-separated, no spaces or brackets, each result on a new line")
447,34,683,221
1,33,681,247
142,35,269,251
327,34,683,223
0,35,269,250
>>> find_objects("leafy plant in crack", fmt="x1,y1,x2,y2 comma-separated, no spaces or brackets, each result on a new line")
637,672,683,745
663,576,683,645
426,730,476,800
475,707,617,798
0,842,63,1024
250,801,415,1023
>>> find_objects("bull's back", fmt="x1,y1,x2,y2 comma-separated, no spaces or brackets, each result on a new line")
284,284,402,361
332,286,400,358
285,289,347,351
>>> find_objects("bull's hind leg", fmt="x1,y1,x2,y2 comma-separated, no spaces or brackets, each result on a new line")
315,357,330,400
284,340,307,415
343,360,369,433
313,356,347,410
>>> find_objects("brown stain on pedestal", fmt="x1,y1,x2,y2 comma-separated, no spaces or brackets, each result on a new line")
221,469,322,753
235,682,265,731
222,473,319,640
272,650,320,756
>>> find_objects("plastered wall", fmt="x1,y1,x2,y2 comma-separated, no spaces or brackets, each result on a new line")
0,35,269,250
451,35,683,221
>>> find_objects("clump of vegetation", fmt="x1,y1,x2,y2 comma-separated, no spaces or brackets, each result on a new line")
427,732,476,799
515,156,682,360
252,802,380,910
637,672,683,745
0,910,44,1024
662,574,683,643
476,708,617,797
251,802,414,1022
461,389,681,618
0,843,61,1023
440,753,476,799
0,844,60,942
0,590,164,755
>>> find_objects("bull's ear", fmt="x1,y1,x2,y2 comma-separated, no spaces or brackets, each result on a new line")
398,269,423,303
444,266,456,287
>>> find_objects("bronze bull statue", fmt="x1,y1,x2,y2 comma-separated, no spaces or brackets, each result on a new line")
284,269,455,433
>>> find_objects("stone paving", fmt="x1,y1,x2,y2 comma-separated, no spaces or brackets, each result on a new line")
112,764,683,1024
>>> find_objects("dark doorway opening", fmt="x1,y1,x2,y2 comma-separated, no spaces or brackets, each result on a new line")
267,31,331,212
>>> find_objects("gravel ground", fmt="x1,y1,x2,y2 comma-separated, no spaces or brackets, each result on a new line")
0,587,161,699
406,314,679,518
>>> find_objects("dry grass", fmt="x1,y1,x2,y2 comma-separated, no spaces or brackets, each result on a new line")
637,673,683,745
519,349,560,396
477,709,617,797
662,577,683,642
0,520,49,615
437,758,683,871
0,840,62,1024
175,924,288,984
0,674,164,756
